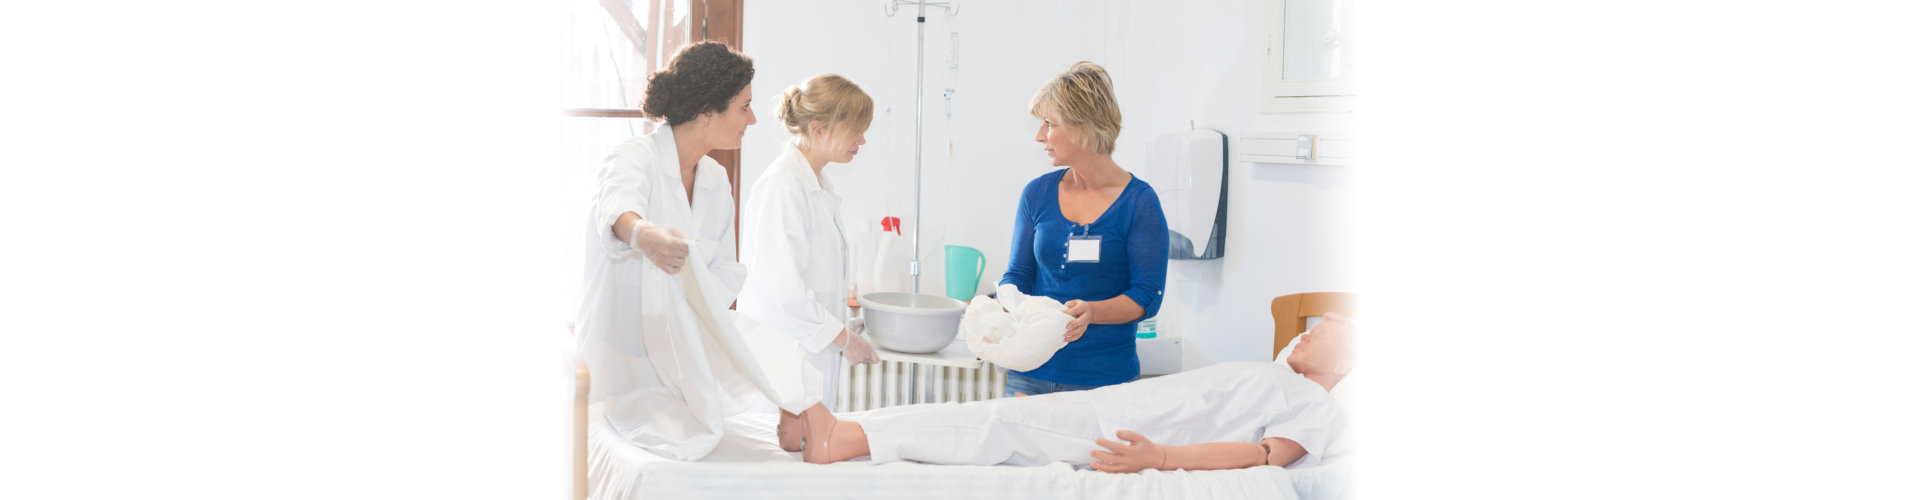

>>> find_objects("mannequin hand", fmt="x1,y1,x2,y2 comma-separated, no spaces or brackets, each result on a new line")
1090,430,1165,473
629,220,691,274
1062,299,1094,342
837,329,878,365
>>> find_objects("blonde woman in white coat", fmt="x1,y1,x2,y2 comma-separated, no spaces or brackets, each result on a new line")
739,74,878,452
574,42,758,457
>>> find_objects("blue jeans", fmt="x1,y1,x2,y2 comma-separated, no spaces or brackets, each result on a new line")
1003,371,1136,397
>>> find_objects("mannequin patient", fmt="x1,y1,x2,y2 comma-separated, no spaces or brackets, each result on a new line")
779,313,1357,473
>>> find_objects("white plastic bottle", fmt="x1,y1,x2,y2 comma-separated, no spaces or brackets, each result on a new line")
871,216,911,293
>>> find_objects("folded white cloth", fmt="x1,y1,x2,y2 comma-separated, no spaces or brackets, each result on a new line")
961,284,1071,372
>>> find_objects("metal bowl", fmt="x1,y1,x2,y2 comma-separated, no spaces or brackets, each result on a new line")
857,292,968,353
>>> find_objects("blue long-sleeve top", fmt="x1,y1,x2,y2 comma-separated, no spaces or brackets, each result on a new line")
1001,169,1169,386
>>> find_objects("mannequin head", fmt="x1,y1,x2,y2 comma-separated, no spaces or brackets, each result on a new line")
1286,312,1357,388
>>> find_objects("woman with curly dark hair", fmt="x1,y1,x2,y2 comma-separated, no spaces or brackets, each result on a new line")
574,41,758,459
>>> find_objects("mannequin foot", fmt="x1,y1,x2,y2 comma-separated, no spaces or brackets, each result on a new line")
799,403,841,464
777,409,802,452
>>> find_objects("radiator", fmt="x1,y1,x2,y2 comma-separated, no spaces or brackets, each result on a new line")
835,359,1006,412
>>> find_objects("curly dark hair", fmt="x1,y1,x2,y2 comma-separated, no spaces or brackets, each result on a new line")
641,41,756,126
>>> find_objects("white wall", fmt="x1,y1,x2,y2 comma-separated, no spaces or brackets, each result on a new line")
744,0,1353,368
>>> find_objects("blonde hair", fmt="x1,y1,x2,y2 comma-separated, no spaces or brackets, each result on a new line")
775,74,874,146
1029,61,1122,156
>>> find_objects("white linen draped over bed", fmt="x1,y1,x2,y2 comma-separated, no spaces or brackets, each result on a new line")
575,247,820,461
587,406,1354,500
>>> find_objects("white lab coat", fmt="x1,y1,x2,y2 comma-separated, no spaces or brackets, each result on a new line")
739,142,852,407
579,125,746,295
574,125,758,459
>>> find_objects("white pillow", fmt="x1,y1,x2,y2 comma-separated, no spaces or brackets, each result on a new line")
1273,328,1307,363
1273,315,1329,361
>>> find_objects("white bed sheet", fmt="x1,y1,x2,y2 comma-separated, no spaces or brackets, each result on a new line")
588,404,1353,500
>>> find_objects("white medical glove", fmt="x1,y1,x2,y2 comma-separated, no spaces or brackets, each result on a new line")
836,328,878,365
628,219,691,274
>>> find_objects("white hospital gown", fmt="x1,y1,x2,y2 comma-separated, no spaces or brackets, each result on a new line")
861,361,1343,468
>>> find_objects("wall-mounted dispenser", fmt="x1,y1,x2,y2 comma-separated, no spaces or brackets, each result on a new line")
1144,128,1228,260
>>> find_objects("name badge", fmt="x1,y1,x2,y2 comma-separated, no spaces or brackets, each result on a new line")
1067,234,1102,263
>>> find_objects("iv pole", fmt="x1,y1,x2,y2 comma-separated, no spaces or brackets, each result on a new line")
884,0,957,294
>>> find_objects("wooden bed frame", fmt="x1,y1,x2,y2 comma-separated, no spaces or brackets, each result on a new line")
564,329,588,500
1271,292,1356,360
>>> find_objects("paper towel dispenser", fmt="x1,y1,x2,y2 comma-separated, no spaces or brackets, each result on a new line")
1143,129,1228,260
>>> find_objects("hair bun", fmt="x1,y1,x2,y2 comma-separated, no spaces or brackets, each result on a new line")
777,85,803,127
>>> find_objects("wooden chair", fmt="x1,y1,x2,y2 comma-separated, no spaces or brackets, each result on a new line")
1271,292,1356,360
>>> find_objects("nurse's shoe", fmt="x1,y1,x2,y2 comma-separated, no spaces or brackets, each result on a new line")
777,409,803,452
798,403,839,464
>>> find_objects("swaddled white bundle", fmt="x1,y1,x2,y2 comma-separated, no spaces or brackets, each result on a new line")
961,284,1072,371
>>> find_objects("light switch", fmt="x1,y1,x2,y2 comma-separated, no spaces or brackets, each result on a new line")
1295,134,1316,160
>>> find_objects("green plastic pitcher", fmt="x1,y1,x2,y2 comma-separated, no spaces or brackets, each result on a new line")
944,245,986,301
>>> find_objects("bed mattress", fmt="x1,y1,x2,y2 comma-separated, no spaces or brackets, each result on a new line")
587,404,1352,500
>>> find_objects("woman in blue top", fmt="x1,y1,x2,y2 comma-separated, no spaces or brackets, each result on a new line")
1001,61,1169,396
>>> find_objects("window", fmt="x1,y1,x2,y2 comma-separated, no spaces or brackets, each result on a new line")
564,0,699,160
1261,0,1357,113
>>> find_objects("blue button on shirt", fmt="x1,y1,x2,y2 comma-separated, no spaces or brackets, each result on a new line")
1001,169,1169,387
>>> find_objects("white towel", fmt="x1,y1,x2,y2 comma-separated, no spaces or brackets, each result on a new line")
961,284,1071,372
577,247,820,461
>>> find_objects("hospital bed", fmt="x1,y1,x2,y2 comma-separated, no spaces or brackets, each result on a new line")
564,292,1356,500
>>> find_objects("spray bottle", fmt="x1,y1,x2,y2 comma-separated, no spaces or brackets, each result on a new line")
871,216,911,293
